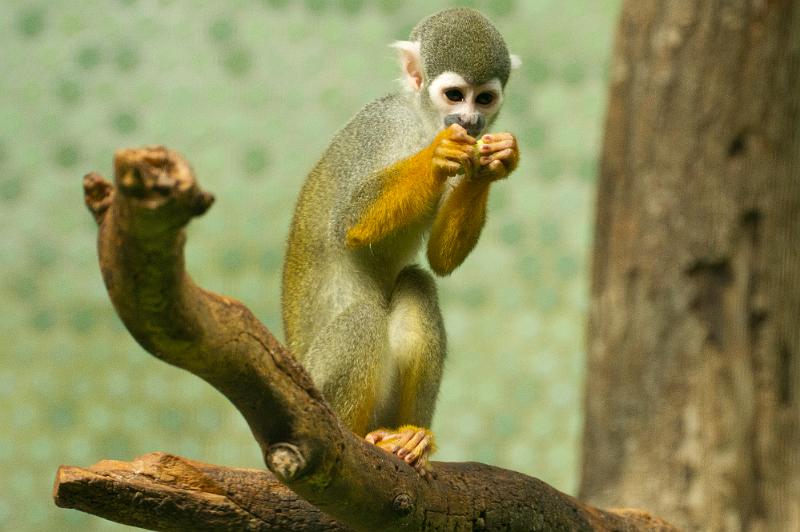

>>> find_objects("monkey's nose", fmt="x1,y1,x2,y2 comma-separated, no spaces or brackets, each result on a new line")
444,114,484,138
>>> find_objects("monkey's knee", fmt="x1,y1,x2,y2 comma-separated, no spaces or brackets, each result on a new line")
388,265,446,364
393,265,438,301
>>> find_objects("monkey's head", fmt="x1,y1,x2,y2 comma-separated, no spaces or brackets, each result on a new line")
393,8,521,138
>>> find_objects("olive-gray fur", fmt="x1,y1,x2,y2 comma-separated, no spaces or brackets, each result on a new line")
282,91,446,433
283,8,513,436
412,8,512,86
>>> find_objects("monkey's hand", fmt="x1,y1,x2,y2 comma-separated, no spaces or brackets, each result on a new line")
365,425,436,479
474,132,519,181
432,124,477,182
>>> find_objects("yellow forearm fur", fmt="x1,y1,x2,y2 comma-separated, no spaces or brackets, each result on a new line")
345,145,441,249
427,178,490,276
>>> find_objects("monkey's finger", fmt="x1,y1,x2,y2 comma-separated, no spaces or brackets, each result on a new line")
481,132,516,144
433,158,464,176
479,139,515,155
365,429,391,445
444,124,476,144
446,123,467,135
418,462,436,480
397,430,427,460
489,160,505,172
476,159,506,180
436,147,473,166
487,148,515,161
439,148,475,170
371,433,404,454
378,441,400,454
414,460,428,478
480,148,517,169
403,433,431,464
439,139,476,155
479,154,507,167
485,160,508,179
388,430,415,454
437,142,473,155
440,137,476,150
434,157,463,170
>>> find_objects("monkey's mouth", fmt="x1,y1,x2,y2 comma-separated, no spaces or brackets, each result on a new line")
464,125,483,138
442,121,483,138
443,114,485,139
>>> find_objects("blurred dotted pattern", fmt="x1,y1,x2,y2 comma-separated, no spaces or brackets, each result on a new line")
0,0,619,529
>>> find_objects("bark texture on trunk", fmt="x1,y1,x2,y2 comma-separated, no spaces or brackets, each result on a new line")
581,1,800,530
55,146,677,531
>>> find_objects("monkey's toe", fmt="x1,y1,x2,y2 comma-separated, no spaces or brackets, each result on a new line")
365,426,435,477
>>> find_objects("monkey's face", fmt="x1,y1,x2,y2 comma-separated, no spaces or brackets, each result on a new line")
428,72,503,138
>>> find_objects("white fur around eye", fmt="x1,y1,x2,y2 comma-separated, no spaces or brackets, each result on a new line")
474,79,503,109
428,72,468,100
427,72,504,128
427,72,469,114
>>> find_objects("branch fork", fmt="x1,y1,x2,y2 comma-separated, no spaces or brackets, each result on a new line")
55,146,676,531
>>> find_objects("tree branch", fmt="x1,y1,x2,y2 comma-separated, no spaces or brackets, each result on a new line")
53,452,348,531
57,145,676,531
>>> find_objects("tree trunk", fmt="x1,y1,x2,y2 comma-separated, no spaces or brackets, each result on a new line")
581,1,800,531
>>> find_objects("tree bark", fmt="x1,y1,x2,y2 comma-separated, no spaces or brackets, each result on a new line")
53,452,348,531
581,1,800,531
56,145,676,531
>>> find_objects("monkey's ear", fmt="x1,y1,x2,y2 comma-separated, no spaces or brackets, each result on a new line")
510,54,522,69
391,40,423,91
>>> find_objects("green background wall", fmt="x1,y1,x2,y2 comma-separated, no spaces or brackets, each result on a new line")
1,0,620,529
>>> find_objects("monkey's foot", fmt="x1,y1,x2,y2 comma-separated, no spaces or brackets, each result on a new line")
365,425,435,478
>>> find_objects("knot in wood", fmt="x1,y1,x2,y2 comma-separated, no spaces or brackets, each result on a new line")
392,493,414,516
190,190,214,216
266,443,306,481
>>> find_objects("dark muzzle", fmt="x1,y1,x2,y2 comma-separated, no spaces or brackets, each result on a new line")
444,113,485,138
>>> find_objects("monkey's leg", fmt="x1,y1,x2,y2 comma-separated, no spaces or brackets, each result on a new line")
366,265,446,477
389,265,446,425
303,298,389,437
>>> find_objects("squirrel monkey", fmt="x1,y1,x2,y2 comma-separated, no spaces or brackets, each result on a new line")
282,8,520,477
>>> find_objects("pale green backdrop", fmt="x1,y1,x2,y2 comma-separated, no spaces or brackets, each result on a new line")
1,0,620,529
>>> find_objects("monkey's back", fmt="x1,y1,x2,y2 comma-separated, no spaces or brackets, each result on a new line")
282,92,431,359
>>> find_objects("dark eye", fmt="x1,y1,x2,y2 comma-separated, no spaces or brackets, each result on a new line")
476,92,495,105
444,89,464,102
